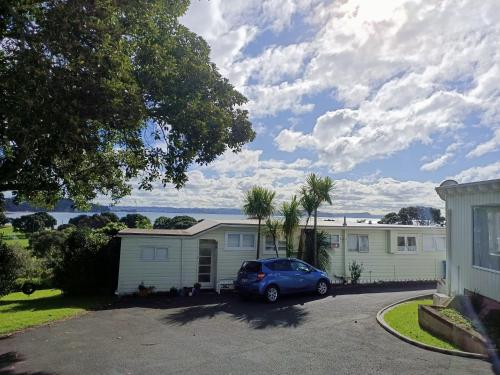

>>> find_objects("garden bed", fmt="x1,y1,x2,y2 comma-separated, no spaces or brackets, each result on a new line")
382,298,458,350
418,304,488,355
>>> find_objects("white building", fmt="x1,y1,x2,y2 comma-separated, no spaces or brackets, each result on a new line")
436,179,500,302
116,219,446,294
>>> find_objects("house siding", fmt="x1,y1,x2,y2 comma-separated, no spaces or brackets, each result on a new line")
117,224,445,294
445,190,500,302
319,227,446,282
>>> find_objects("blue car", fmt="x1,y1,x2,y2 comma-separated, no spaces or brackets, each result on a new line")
235,258,331,303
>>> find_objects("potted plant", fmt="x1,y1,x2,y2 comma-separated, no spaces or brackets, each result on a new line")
192,282,202,296
138,282,155,297
169,286,178,297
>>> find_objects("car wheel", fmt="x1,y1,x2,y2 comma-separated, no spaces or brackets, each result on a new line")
265,285,279,303
317,279,329,296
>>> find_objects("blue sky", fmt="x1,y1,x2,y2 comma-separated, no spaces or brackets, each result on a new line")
118,0,500,214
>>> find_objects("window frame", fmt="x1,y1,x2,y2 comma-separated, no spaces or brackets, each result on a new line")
225,232,257,251
329,234,340,249
396,235,418,253
264,234,287,253
140,247,169,262
423,235,446,252
347,234,369,253
472,205,500,274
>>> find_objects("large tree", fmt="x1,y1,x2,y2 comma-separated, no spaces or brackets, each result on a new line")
0,0,254,208
242,186,276,259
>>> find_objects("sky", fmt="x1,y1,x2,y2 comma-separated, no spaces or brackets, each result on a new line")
116,0,500,214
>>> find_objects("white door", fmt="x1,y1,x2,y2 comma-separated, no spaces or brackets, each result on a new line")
198,240,217,288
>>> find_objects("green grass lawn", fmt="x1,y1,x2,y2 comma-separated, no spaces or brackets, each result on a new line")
0,225,29,248
0,289,112,335
384,299,458,350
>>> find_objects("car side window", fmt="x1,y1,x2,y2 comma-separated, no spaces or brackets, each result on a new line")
291,261,311,272
270,260,292,271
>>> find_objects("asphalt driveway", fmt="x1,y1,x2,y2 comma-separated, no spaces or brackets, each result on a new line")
0,287,493,375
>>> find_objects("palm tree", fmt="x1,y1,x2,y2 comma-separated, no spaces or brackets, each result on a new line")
281,196,301,257
265,218,281,258
297,187,316,260
243,186,276,259
304,173,335,267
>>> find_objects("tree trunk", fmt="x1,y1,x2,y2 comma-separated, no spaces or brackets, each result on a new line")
256,217,261,259
313,209,318,267
297,216,309,260
274,237,279,258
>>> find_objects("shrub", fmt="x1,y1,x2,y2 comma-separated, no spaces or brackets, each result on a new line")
100,212,119,222
29,230,69,258
120,213,151,229
57,223,76,231
168,216,198,229
68,213,113,229
52,228,120,295
97,222,127,236
0,241,25,296
14,276,53,291
11,212,56,233
303,230,330,271
348,261,364,284
0,212,8,226
153,216,172,229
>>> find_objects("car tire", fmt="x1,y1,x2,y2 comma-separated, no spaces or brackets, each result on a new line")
316,279,329,296
264,285,279,303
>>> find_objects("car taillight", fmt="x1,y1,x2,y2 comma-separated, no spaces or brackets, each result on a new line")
257,272,265,280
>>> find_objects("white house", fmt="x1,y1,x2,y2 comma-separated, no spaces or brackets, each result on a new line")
116,218,446,294
436,178,500,303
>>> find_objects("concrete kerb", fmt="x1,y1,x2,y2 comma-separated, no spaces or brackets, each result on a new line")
376,293,489,360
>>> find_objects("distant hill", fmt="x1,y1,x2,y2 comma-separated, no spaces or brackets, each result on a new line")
3,198,379,218
109,205,379,218
4,198,109,213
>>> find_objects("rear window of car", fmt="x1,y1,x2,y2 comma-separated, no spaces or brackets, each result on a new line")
240,261,261,273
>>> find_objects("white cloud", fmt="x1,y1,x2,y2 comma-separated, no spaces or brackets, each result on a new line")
467,128,500,158
110,172,444,214
420,142,462,172
263,0,500,171
452,162,500,183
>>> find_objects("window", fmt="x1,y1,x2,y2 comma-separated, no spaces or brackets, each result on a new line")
348,234,369,252
291,260,311,272
423,235,446,251
267,259,292,271
141,247,154,261
227,233,240,248
329,234,340,248
140,247,168,261
242,234,255,248
473,206,500,272
397,236,417,252
225,232,256,250
265,235,287,253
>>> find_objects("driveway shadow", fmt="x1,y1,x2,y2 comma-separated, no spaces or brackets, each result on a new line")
159,293,330,329
0,351,54,375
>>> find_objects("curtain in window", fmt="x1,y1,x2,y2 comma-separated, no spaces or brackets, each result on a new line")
473,207,500,271
359,235,369,252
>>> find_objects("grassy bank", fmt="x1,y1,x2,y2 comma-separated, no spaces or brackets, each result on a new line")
384,299,457,350
0,225,29,248
0,289,112,335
